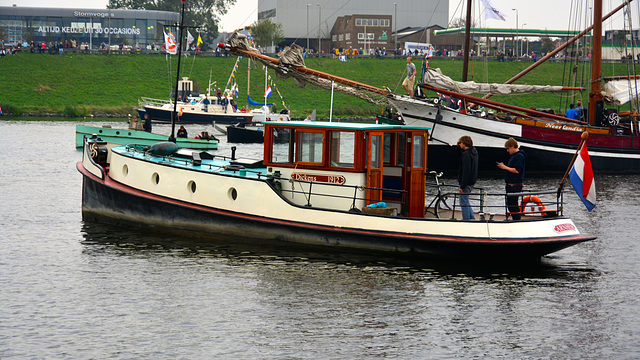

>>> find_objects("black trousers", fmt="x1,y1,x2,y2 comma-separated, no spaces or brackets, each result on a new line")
506,184,523,220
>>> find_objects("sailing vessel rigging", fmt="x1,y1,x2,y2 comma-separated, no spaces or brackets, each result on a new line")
220,0,640,174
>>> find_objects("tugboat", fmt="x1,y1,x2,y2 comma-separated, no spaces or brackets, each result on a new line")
78,120,595,260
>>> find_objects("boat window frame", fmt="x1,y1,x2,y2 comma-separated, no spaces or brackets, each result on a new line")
329,130,357,169
294,129,326,166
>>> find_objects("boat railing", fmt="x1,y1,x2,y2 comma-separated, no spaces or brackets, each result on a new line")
140,97,172,107
433,187,564,220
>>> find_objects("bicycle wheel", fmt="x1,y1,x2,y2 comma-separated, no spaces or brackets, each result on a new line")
434,194,452,219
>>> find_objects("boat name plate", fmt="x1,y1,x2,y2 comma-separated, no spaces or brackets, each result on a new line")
553,223,577,233
291,173,346,185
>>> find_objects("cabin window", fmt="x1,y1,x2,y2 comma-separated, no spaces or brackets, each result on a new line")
397,133,406,166
329,131,355,168
370,135,382,168
383,133,392,164
412,135,423,167
296,131,324,164
271,128,293,163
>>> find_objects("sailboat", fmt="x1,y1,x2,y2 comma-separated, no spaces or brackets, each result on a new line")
220,1,639,174
227,57,291,143
389,0,640,174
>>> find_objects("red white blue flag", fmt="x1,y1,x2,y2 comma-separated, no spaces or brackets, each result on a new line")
569,144,596,211
264,85,272,98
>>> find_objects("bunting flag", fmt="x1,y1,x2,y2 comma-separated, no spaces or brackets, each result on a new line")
235,85,239,98
197,34,203,46
187,30,195,45
479,0,506,21
164,30,177,55
264,85,272,98
569,144,596,211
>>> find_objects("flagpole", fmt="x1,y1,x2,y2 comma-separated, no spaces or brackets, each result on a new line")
559,132,589,189
169,0,187,143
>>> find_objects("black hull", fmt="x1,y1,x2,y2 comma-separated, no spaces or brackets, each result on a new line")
227,126,264,143
79,168,592,260
142,106,252,124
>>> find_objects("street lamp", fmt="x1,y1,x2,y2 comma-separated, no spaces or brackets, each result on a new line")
317,3,321,56
522,23,528,55
394,3,397,56
307,4,310,52
512,8,518,57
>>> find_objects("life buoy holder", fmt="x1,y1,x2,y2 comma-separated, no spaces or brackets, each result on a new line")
520,195,546,216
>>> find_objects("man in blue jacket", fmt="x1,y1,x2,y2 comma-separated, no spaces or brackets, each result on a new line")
457,136,479,220
497,138,526,220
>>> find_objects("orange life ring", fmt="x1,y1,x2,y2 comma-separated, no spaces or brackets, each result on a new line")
520,195,546,216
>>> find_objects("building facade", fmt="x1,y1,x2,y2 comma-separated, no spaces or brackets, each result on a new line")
0,6,178,49
330,15,393,54
258,0,448,53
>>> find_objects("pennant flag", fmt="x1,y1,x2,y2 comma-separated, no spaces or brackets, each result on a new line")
264,85,272,98
479,0,507,21
196,35,203,46
187,30,195,45
235,85,239,98
178,107,183,116
425,44,434,59
569,144,596,211
164,30,177,55
0,106,2,114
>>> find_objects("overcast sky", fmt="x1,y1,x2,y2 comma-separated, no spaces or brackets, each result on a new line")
1,0,636,34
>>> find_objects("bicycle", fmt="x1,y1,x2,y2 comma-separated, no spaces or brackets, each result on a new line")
424,171,454,218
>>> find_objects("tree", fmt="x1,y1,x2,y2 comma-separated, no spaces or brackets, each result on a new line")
250,18,284,48
540,37,555,54
108,0,236,50
449,17,477,28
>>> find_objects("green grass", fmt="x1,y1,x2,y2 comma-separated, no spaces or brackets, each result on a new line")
0,52,637,118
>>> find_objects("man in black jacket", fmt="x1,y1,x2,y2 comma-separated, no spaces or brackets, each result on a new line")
457,136,479,220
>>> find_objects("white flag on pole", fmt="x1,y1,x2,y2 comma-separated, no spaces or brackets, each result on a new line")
479,0,507,21
187,30,195,45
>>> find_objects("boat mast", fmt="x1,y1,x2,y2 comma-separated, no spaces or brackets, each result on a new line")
588,0,604,126
462,0,472,82
483,1,631,101
169,0,187,142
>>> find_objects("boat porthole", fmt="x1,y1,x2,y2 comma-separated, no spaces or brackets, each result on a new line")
116,131,120,135
122,164,128,177
188,180,197,193
452,117,457,120
152,172,160,185
98,129,103,133
128,132,132,136
228,187,237,201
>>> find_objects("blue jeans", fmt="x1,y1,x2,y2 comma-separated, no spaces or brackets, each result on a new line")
460,185,474,220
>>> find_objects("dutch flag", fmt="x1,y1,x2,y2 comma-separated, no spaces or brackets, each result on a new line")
264,85,272,98
569,144,596,211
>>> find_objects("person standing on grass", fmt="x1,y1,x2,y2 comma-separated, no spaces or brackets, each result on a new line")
402,57,416,98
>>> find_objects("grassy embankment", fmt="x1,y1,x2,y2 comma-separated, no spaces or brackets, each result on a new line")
0,51,637,118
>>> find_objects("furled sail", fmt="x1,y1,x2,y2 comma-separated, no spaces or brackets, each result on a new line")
422,68,565,95
602,79,639,105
